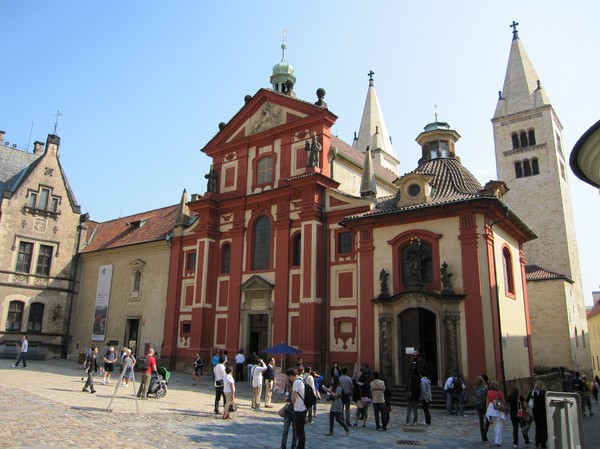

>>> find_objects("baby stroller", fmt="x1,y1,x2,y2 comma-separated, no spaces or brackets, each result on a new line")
147,366,170,398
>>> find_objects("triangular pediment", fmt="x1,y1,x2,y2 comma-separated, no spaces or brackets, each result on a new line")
240,275,274,292
202,89,334,153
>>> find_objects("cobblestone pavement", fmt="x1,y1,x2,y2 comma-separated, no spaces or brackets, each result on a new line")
0,359,597,448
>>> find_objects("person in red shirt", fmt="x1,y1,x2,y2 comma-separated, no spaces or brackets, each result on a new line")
137,348,157,399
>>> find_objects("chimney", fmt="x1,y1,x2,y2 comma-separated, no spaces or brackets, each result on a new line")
33,141,44,155
0,130,4,145
45,134,60,156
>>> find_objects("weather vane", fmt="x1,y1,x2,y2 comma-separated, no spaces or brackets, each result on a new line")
53,110,62,135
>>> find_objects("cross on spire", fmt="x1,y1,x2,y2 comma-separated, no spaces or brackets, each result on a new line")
510,20,519,40
368,70,375,84
434,104,438,122
53,110,62,135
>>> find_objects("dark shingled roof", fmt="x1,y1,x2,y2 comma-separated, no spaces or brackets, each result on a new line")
81,205,180,253
525,264,569,282
0,144,40,195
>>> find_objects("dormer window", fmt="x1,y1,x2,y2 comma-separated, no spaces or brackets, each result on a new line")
25,186,61,215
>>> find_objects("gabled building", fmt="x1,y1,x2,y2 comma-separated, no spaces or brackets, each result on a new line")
162,45,535,387
0,131,85,358
492,24,591,373
69,204,182,359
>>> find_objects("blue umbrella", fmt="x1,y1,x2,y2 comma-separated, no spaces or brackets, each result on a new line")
261,342,302,369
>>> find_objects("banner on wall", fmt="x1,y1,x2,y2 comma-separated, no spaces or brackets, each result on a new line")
91,265,113,341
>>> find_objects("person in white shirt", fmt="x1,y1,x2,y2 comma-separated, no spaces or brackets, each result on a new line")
290,367,307,449
13,335,28,368
222,366,236,419
234,350,245,382
251,359,267,410
299,366,316,423
213,355,227,414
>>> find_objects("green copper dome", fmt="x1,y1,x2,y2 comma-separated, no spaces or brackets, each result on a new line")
270,41,296,94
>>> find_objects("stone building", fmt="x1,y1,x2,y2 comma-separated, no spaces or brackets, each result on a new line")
0,131,85,359
492,24,591,373
68,204,180,360
161,42,535,386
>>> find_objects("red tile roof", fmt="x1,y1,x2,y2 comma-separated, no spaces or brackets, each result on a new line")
81,205,179,253
587,304,600,320
525,264,569,282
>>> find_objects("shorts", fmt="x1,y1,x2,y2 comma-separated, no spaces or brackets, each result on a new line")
104,363,114,372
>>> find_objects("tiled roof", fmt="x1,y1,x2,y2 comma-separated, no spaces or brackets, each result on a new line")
0,144,40,195
330,135,397,184
587,304,600,320
342,157,490,220
525,264,568,281
81,205,180,253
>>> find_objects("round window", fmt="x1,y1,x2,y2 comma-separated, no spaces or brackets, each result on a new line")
408,183,421,197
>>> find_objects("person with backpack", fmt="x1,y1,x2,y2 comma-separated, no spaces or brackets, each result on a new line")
339,367,353,427
370,371,388,431
452,374,466,416
121,348,136,388
102,346,118,385
323,375,350,436
289,367,308,449
250,358,267,410
136,348,157,399
474,375,490,441
299,366,316,423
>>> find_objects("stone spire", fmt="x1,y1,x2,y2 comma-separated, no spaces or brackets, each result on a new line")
270,30,296,96
493,22,551,118
356,71,399,174
360,145,377,198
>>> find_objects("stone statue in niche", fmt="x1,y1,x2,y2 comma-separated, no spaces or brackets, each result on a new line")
304,132,321,167
379,268,390,297
205,164,218,193
406,237,425,283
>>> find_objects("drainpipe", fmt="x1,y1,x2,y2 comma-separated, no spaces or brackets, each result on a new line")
489,206,509,393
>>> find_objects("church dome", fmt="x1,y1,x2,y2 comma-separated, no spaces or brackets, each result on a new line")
270,40,296,95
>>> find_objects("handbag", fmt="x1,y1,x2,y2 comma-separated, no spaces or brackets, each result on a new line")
492,397,507,412
228,401,237,412
516,401,528,422
278,403,290,418
361,396,372,406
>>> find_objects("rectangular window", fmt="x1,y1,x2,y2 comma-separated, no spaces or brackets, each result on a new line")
338,231,353,254
257,157,273,185
27,192,37,208
50,197,59,212
6,301,24,331
186,252,196,272
27,303,45,333
36,245,53,276
16,242,34,273
39,188,50,210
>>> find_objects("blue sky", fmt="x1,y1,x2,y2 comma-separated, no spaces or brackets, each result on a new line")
2,1,598,304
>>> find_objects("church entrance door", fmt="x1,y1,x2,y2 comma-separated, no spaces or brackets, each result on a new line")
248,314,269,359
399,308,438,385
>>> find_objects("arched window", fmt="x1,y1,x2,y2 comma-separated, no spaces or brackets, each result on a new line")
520,132,528,148
523,159,532,176
514,161,523,178
221,243,231,273
27,302,44,333
511,133,520,149
528,129,536,145
429,141,439,158
532,158,539,175
257,156,274,185
6,300,24,331
291,233,301,266
252,216,271,270
502,247,515,295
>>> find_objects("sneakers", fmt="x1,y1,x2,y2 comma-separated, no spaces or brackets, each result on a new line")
101,381,106,385
90,390,96,394
345,430,350,437
12,365,17,368
82,388,89,392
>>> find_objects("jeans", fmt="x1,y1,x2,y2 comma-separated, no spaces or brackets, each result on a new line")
421,399,431,424
235,363,244,382
373,402,388,429
293,410,307,449
406,400,418,423
14,352,27,367
214,386,225,412
281,410,297,449
329,410,349,433
445,390,453,413
83,370,95,391
477,408,490,440
342,399,351,426
453,392,464,415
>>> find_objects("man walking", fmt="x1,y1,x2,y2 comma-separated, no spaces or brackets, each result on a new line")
213,355,227,414
234,349,245,382
339,367,353,427
290,367,307,449
137,348,157,399
12,334,28,368
420,370,432,425
82,345,99,394
370,371,388,430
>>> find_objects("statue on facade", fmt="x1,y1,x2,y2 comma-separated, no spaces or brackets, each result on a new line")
304,132,321,167
379,268,390,297
406,238,425,283
441,261,453,291
205,164,218,193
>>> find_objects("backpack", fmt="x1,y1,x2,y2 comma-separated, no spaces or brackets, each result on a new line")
478,385,488,408
137,355,149,372
452,377,463,394
301,379,317,408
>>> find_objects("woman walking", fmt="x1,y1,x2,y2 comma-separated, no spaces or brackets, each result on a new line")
507,387,531,448
353,375,370,427
485,381,507,447
324,375,350,436
526,380,548,448
222,366,235,419
474,376,490,441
